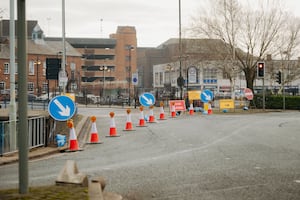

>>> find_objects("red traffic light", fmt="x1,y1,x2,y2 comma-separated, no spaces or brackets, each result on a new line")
257,62,265,78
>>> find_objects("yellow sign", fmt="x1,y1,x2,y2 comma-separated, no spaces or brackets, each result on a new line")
219,99,235,109
188,90,201,100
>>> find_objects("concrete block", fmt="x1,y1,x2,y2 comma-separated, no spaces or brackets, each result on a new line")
103,192,123,200
55,160,88,187
91,176,106,190
89,181,104,200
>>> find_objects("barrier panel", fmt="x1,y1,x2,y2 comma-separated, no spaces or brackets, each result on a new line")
0,116,47,156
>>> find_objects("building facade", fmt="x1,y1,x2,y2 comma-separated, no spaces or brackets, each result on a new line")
0,20,137,102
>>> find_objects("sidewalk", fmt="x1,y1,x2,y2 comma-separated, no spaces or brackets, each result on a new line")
0,115,89,166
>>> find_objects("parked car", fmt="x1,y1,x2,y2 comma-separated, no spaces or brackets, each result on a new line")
27,94,37,101
36,92,55,101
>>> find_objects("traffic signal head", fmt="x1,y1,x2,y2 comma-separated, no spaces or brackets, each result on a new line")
257,62,265,78
276,71,282,84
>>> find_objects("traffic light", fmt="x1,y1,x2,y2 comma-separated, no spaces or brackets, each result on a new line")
276,71,282,84
257,62,265,78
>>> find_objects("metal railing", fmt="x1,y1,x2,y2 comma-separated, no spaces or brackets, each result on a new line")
0,116,47,156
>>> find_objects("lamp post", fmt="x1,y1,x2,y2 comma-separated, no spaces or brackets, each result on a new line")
128,45,134,106
34,58,41,96
99,65,108,104
177,0,184,100
165,64,174,98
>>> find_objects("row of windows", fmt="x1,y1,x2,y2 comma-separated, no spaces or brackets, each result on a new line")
0,81,49,92
3,62,77,75
3,62,46,76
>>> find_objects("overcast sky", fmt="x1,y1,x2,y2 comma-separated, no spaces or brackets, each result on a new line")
1,0,300,47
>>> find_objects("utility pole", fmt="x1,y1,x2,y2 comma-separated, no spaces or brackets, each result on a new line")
9,0,17,152
17,0,29,194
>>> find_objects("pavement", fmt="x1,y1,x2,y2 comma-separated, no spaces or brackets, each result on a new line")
0,112,90,166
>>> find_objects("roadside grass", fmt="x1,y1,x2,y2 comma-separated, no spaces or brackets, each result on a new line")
0,185,88,200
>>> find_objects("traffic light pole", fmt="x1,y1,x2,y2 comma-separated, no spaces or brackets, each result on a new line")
283,71,286,110
262,77,265,111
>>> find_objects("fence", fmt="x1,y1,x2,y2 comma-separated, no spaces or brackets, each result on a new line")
0,116,47,156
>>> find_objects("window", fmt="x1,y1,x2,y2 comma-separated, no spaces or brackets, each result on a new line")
29,61,35,75
0,82,5,90
203,68,218,84
42,82,48,92
14,63,18,74
28,82,34,92
42,61,46,76
4,63,9,74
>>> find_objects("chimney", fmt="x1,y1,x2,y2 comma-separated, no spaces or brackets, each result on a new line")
266,54,272,61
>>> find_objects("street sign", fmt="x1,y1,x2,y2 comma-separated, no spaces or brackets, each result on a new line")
201,90,214,103
48,95,76,121
244,88,254,100
59,70,68,87
168,100,186,111
139,92,155,107
132,73,138,85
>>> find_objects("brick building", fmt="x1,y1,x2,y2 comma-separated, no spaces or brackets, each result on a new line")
0,20,82,97
0,20,137,102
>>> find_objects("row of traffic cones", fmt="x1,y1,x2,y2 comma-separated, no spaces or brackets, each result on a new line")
65,101,207,151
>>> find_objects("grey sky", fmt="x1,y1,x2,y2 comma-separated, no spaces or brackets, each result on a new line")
1,0,300,47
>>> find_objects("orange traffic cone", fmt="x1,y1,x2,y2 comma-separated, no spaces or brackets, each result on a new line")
87,116,102,144
158,101,166,120
189,101,194,116
66,120,80,152
148,105,156,123
106,112,120,137
124,109,135,131
170,102,176,118
208,102,213,115
136,106,147,127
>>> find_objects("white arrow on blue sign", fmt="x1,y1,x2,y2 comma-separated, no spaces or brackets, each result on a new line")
48,95,76,121
201,90,214,103
139,92,155,107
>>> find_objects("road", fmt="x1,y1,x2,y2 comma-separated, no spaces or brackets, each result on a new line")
1,108,300,200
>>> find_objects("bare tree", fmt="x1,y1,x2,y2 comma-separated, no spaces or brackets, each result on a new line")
187,0,295,91
276,15,300,93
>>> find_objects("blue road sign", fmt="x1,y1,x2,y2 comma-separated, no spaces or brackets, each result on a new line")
139,92,155,107
201,90,214,103
48,95,76,121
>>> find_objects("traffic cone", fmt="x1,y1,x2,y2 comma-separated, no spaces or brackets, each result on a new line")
124,109,135,131
136,106,147,127
208,102,213,115
87,116,102,144
148,105,156,123
170,102,176,118
106,112,120,137
189,101,194,116
158,101,166,120
66,120,80,152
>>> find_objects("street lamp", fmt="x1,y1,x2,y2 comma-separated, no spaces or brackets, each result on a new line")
34,58,41,96
99,65,109,103
127,45,134,106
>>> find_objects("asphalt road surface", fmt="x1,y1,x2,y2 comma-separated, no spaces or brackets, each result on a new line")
1,108,300,200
